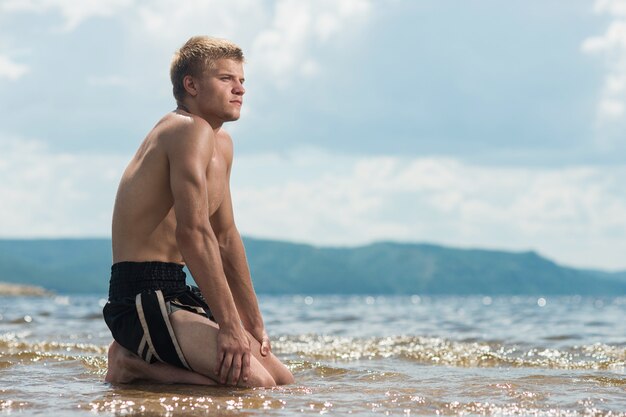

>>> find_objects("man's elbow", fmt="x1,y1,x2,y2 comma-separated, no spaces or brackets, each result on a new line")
216,225,240,252
175,224,216,249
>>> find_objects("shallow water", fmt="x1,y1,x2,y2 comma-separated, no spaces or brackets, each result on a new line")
0,294,625,416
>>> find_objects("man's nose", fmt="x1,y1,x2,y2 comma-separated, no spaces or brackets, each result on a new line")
233,82,245,95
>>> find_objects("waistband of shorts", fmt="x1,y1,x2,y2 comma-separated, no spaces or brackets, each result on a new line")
108,261,187,301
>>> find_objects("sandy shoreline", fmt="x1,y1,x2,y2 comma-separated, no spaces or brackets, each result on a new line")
0,282,52,296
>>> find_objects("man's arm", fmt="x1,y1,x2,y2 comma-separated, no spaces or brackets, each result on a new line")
165,119,251,384
210,135,270,355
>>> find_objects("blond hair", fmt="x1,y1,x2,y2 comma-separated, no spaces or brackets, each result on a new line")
170,36,244,103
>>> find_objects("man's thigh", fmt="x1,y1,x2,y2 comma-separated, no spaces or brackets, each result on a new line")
169,309,274,387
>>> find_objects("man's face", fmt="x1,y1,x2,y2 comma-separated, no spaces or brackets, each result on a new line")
195,58,245,124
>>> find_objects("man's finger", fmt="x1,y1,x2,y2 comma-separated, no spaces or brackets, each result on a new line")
261,338,269,356
215,348,225,375
220,353,233,384
241,352,251,383
229,355,242,386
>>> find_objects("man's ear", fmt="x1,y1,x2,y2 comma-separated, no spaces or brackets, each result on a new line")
182,75,198,97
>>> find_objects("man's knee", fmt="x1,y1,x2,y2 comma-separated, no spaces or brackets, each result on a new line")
246,372,276,388
259,353,294,386
242,358,277,388
246,360,293,387
275,368,295,385
268,361,294,386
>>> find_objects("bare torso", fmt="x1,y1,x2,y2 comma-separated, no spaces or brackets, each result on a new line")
111,111,230,264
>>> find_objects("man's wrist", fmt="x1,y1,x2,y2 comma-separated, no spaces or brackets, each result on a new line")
245,319,264,332
252,325,267,340
219,320,244,333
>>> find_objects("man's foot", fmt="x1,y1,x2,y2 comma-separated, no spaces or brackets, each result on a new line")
104,340,219,386
104,341,142,384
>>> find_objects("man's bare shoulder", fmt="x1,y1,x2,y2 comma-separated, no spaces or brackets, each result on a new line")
153,112,213,149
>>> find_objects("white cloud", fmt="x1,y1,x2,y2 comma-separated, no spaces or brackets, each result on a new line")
0,135,127,237
593,0,626,16
232,151,626,270
581,20,626,53
0,0,373,86
132,0,264,43
250,0,371,84
582,0,626,142
0,54,29,80
132,0,372,84
606,73,626,93
599,98,625,117
0,0,133,31
126,0,372,85
1,139,624,270
0,0,373,90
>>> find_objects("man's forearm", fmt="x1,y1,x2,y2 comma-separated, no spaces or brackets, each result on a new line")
218,228,264,331
177,226,241,328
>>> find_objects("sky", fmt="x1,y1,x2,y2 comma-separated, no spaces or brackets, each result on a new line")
0,0,625,271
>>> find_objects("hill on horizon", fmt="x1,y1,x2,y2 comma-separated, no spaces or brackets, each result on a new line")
0,238,624,295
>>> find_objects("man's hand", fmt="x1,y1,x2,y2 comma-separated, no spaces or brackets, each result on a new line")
215,323,251,385
250,327,272,357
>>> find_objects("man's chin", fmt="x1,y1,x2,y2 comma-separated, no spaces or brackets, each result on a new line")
225,113,241,122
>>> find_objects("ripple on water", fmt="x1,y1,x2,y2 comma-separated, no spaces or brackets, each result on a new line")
586,321,611,327
273,335,626,370
2,333,625,374
576,374,626,387
0,399,31,412
0,336,107,355
542,334,583,342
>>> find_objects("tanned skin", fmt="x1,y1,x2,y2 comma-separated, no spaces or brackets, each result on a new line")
106,58,293,387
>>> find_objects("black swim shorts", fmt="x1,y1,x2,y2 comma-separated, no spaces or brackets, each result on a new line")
102,261,213,371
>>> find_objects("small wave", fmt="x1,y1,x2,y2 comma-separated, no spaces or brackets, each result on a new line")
6,316,34,324
577,374,626,387
81,312,106,320
542,334,583,342
585,321,610,327
0,334,108,371
273,335,626,370
0,349,86,365
1,333,624,373
0,335,106,355
81,355,108,375
0,399,31,412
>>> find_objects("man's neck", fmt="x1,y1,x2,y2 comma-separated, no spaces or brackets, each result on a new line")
176,103,224,133
177,103,191,113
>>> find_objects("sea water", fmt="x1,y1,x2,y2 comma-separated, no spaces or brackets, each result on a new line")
0,294,624,416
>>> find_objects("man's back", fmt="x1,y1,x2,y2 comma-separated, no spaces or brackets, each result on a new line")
112,113,197,264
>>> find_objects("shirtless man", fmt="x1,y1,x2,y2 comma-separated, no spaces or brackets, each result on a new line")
102,36,294,387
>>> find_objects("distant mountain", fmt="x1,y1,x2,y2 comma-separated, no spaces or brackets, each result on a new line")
0,238,624,295
0,239,111,293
